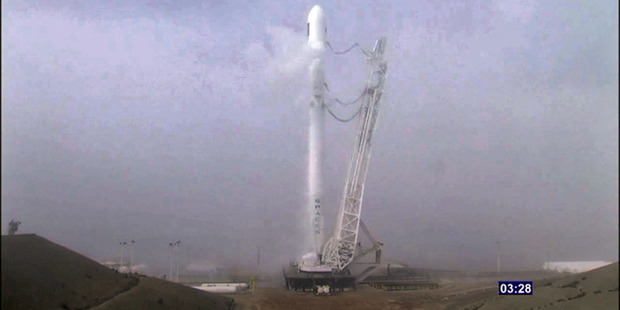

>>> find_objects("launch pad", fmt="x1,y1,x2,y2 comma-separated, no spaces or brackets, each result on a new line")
283,265,356,292
283,261,441,293
284,218,384,292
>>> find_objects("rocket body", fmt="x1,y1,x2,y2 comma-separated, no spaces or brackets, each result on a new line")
307,5,326,259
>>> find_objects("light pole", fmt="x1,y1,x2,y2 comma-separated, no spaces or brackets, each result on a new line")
130,240,135,272
175,240,181,282
496,241,501,275
120,242,127,270
169,242,174,281
168,241,182,282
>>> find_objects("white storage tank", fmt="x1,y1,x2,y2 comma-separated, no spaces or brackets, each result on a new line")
192,283,248,293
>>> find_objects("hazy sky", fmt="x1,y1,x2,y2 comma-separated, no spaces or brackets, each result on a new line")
2,0,618,276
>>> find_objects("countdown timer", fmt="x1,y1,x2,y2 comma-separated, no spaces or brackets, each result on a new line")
498,281,533,295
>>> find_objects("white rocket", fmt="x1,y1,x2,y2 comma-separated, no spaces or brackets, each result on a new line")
307,5,326,260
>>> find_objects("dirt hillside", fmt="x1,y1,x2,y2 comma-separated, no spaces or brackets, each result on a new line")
468,261,619,310
1,234,233,310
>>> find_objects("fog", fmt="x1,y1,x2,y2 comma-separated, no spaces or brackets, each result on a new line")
2,0,618,276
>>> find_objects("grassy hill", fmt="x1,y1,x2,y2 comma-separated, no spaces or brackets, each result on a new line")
461,261,619,310
1,234,233,310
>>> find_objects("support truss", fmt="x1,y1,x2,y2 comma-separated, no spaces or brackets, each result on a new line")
322,37,388,271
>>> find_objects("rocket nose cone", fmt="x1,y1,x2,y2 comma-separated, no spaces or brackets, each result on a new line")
308,5,327,45
311,5,324,13
308,5,325,23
